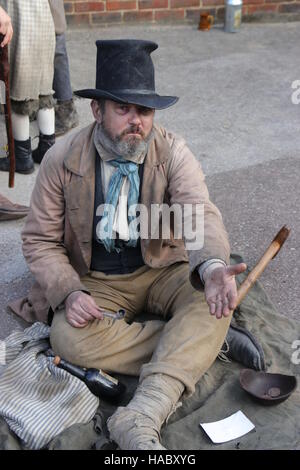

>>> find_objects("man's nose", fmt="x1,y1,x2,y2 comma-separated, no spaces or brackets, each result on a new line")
128,108,142,126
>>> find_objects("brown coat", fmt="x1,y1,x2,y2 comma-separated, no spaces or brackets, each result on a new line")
10,123,230,323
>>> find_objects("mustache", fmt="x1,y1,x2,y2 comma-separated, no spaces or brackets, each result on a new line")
120,126,146,139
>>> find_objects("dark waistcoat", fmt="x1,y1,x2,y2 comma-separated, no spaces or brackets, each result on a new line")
90,151,145,274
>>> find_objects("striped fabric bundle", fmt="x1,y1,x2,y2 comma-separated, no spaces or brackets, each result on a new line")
0,323,99,449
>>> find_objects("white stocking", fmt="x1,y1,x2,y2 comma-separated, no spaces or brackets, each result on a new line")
12,112,30,141
37,108,55,135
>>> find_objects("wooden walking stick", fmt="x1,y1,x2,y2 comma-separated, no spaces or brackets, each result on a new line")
0,34,15,188
236,225,291,306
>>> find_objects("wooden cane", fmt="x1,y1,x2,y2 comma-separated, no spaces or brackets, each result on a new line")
0,34,15,188
236,225,291,306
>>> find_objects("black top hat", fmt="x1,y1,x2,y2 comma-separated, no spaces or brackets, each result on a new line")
74,39,178,110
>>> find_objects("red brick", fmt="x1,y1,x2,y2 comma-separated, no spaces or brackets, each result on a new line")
107,1,137,11
154,9,185,21
202,0,224,5
186,7,216,22
91,11,122,23
170,0,199,8
64,2,74,14
124,10,153,20
185,8,200,21
216,6,225,19
66,13,90,26
138,0,168,9
74,1,104,12
278,2,300,13
243,0,264,5
247,4,278,13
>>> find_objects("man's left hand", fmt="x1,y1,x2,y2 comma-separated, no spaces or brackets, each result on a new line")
204,263,247,319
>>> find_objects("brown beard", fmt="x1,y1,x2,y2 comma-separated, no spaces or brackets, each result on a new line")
97,120,154,161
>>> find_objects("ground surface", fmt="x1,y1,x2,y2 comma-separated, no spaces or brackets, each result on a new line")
0,22,299,338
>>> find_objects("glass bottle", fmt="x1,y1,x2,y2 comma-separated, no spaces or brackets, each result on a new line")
53,355,126,402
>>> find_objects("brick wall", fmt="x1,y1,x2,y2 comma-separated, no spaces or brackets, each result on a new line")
64,0,300,26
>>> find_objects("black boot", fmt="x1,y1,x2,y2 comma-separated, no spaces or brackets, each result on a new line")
32,133,55,164
0,138,34,175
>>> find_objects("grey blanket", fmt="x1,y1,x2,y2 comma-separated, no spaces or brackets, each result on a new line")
0,254,299,450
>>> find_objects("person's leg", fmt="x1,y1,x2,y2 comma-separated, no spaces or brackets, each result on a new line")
141,262,232,393
37,108,55,136
50,266,166,376
32,95,55,164
53,33,79,136
12,112,30,141
108,262,232,450
53,34,73,102
0,100,35,174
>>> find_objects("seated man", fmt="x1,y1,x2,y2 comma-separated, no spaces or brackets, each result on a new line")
21,40,246,450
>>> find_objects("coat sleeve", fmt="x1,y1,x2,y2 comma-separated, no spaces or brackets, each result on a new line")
21,149,88,312
166,133,231,290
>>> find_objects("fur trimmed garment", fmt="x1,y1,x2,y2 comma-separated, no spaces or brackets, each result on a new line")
0,0,55,102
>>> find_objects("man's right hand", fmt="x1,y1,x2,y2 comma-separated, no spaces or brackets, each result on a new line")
65,291,105,328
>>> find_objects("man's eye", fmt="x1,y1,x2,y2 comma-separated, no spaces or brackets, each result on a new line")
117,105,129,114
139,107,152,115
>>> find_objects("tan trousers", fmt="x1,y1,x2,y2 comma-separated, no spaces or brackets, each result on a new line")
50,262,232,396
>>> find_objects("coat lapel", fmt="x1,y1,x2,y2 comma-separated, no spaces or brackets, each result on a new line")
141,126,172,250
64,123,96,269
63,123,172,269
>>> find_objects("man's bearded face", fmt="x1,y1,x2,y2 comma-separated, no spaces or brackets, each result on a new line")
96,100,155,159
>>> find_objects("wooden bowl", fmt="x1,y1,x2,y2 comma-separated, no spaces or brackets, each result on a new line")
240,369,297,405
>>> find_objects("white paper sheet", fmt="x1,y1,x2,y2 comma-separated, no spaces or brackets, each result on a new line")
200,410,255,444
